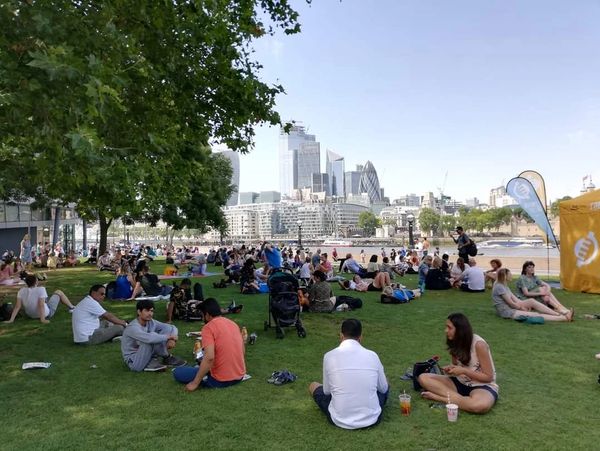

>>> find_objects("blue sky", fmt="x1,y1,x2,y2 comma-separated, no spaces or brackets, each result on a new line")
237,0,600,203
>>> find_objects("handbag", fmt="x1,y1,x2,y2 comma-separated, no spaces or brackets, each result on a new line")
412,356,442,391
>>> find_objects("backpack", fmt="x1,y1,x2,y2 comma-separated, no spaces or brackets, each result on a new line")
466,240,478,257
105,281,117,300
0,301,13,321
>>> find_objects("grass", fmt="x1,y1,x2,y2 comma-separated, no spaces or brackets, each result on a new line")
1,261,599,450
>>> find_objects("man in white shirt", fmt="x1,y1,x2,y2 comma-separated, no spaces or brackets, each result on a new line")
4,274,75,324
72,284,128,344
308,319,389,429
456,258,486,293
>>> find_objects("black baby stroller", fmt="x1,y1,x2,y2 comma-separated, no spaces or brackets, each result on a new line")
264,269,307,339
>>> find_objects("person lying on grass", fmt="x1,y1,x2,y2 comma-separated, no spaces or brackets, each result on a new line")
492,268,573,322
4,274,75,324
339,272,391,292
515,261,571,315
419,312,498,414
121,299,186,372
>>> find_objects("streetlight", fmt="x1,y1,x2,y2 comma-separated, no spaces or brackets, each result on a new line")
407,214,415,249
297,219,303,250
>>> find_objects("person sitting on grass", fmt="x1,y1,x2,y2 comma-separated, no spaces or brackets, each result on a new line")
4,274,75,324
339,272,391,292
316,253,334,279
0,260,18,286
63,251,79,267
515,261,571,315
308,270,335,313
129,265,173,299
97,251,114,271
340,253,368,277
425,256,454,290
454,258,485,293
492,268,573,322
309,318,389,429
240,259,260,294
72,284,127,345
418,255,433,290
173,298,247,391
380,256,404,279
484,259,502,287
121,299,186,372
365,254,380,278
419,312,498,414
113,262,134,300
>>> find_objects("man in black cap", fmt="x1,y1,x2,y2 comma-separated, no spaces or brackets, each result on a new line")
452,226,471,263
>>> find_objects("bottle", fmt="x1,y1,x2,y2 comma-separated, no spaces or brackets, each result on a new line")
193,338,203,363
248,332,257,345
241,326,248,344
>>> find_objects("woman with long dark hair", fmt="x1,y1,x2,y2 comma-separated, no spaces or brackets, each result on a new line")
419,313,498,413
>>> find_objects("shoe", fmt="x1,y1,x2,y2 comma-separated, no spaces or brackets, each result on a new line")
111,336,122,342
595,352,600,360
229,304,244,314
163,354,186,367
68,307,75,314
144,358,167,372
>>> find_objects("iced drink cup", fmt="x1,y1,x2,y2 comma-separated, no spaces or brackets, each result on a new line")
446,403,458,422
399,393,411,416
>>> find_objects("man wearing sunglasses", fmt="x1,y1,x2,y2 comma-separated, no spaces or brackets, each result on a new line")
72,284,128,345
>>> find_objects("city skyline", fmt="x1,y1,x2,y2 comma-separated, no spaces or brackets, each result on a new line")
237,0,600,203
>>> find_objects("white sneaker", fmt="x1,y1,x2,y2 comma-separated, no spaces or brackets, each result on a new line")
595,352,600,360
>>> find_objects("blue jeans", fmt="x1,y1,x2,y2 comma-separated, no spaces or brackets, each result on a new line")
172,366,242,388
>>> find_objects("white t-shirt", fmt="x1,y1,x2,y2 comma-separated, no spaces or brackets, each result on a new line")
18,286,48,319
72,295,107,343
463,266,485,290
323,339,388,429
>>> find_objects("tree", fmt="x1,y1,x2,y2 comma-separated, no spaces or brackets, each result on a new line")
358,211,380,236
418,208,440,237
550,196,572,217
0,1,302,253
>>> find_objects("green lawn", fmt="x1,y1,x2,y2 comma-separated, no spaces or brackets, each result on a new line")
1,262,599,450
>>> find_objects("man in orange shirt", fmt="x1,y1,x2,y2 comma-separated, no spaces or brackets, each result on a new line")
173,298,246,390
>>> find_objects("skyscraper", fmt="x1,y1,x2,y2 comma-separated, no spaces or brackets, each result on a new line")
359,161,381,203
279,124,320,197
296,141,321,190
326,150,345,197
215,150,240,206
345,164,363,196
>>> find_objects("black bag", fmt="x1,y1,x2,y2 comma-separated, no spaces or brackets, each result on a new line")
193,283,204,302
105,281,117,299
0,301,13,321
335,295,363,310
466,240,478,257
412,357,442,391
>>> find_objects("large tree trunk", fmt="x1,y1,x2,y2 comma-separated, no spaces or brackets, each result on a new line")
52,206,61,249
82,219,87,251
98,213,112,255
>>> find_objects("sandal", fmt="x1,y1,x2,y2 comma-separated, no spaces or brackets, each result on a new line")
273,370,297,385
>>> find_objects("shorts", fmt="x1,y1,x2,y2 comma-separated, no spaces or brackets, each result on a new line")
46,294,60,318
450,377,498,402
367,283,380,292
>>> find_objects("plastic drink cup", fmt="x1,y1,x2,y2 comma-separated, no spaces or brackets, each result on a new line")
446,403,458,422
399,393,411,416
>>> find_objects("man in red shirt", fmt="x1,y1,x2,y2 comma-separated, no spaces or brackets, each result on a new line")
173,298,246,390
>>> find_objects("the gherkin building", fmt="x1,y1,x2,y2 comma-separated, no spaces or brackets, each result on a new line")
358,160,381,203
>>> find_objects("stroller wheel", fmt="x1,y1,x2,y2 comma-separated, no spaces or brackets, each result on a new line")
264,321,269,331
276,326,284,339
297,327,307,338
